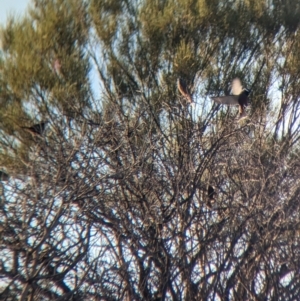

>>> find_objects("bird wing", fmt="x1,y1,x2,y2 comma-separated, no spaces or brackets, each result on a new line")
211,95,239,105
177,78,193,103
177,78,188,95
231,78,243,95
32,123,44,132
21,123,45,135
208,185,215,199
0,171,9,181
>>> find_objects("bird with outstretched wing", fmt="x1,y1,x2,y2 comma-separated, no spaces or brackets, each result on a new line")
177,78,194,106
211,78,250,119
21,122,48,136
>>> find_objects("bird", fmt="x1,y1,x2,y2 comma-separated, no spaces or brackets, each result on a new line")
177,78,194,106
0,171,9,181
207,185,216,208
21,122,48,136
211,78,250,119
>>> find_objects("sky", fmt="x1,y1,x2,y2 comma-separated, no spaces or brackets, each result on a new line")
0,0,31,25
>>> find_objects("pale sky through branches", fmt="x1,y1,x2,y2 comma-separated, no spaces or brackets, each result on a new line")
0,1,30,25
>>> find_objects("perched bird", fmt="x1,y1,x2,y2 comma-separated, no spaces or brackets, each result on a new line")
21,122,48,136
211,78,250,119
177,78,194,106
207,185,216,208
0,171,9,181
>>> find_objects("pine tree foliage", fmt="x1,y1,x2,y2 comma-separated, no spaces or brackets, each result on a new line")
1,0,300,300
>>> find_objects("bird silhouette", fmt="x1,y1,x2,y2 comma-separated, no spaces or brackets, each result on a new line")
21,122,48,136
207,185,216,208
177,78,194,106
211,78,250,119
0,171,9,181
